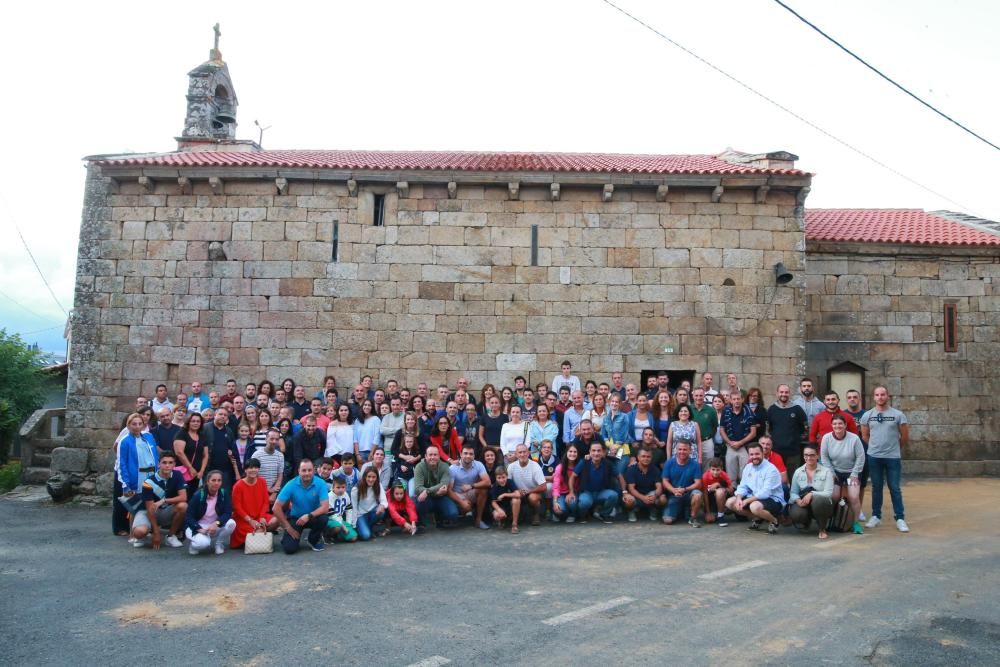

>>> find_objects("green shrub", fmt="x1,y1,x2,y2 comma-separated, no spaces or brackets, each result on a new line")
0,461,21,491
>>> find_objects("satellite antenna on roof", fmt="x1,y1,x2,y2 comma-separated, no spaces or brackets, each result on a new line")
254,120,271,148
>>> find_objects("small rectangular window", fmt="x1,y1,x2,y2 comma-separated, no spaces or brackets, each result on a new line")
331,221,339,262
943,303,958,352
530,225,539,266
373,194,385,226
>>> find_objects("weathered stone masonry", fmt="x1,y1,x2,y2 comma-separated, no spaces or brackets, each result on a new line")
65,162,810,483
805,241,1000,474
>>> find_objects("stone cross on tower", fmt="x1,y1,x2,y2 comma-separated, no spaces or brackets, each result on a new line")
178,23,243,148
210,23,222,61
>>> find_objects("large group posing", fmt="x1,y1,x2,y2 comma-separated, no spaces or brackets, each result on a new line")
114,362,911,556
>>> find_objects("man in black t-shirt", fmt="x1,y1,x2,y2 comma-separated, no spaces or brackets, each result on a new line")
290,416,325,472
622,447,666,521
766,384,809,472
131,451,188,550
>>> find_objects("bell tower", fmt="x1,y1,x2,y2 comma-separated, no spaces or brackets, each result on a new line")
176,24,258,152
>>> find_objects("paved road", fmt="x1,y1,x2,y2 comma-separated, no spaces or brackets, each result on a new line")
1,479,998,666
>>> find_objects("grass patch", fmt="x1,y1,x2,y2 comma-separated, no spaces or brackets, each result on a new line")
0,461,21,491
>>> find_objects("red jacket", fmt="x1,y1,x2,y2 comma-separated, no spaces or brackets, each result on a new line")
809,409,858,449
387,494,417,527
430,430,462,462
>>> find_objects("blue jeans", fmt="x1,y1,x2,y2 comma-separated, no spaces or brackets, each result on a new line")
577,489,618,518
555,495,578,520
665,490,702,520
356,507,386,541
869,456,904,520
417,495,459,525
280,514,327,554
613,455,631,478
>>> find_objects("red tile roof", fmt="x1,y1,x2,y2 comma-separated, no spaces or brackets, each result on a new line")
806,209,1000,247
92,149,808,176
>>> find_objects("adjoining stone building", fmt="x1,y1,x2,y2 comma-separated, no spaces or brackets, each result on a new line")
55,43,999,492
804,208,1000,475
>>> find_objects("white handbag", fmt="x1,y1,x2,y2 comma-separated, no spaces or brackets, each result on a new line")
244,529,273,554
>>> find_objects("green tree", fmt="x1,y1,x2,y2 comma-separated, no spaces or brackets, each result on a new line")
0,330,49,438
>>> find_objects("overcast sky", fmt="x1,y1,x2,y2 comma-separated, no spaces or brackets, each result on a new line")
1,0,997,355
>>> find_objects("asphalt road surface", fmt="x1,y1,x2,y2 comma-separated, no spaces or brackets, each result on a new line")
1,479,998,666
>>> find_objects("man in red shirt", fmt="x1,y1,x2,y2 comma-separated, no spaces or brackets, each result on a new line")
809,391,858,451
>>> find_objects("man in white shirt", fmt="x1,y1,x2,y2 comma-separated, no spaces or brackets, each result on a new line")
551,360,581,396
725,442,785,535
150,384,174,413
507,444,547,527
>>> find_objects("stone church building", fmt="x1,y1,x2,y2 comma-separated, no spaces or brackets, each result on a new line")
58,41,999,491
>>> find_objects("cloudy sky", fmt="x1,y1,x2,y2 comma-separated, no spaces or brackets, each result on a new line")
1,0,997,355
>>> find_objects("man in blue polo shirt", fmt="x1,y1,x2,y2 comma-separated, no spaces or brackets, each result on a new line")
661,439,704,527
273,459,330,554
568,442,619,523
720,392,758,484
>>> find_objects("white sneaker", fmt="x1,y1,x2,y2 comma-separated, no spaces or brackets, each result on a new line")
188,546,198,555
865,516,881,529
858,511,866,521
627,511,637,523
130,537,146,548
565,515,576,524
896,519,910,533
215,543,226,555
165,535,183,548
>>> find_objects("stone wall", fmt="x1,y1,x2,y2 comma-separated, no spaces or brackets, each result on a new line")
66,166,808,472
805,242,1000,471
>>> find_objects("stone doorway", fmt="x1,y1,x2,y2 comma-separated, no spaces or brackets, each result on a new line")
640,369,696,394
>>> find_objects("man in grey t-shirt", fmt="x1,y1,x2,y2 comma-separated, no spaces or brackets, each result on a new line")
859,386,910,532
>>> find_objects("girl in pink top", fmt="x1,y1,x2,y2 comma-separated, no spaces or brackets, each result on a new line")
552,443,582,523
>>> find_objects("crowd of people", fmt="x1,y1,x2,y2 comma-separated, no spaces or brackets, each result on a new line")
114,363,911,555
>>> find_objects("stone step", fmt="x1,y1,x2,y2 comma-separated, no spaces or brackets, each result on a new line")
32,453,52,467
21,467,52,485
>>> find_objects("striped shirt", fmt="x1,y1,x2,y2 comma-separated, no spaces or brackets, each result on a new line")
251,448,284,487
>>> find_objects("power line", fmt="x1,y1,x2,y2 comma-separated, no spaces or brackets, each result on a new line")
773,0,1000,153
17,324,65,337
599,0,980,215
13,223,68,316
0,287,56,322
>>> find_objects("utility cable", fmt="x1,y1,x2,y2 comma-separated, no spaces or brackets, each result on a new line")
599,0,981,215
773,0,1000,153
13,223,68,316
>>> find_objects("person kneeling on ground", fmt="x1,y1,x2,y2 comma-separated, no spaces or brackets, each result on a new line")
131,451,188,549
448,444,492,529
661,440,704,527
230,458,279,549
568,442,619,524
725,442,786,535
507,444,548,527
414,446,459,528
622,447,666,522
490,467,522,534
701,457,733,526
351,466,388,540
788,446,834,540
820,415,866,535
184,470,236,555
387,481,418,535
273,459,330,554
326,476,358,543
